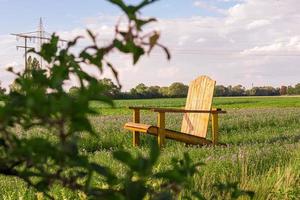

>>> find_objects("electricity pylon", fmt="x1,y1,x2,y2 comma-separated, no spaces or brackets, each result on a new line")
11,18,67,69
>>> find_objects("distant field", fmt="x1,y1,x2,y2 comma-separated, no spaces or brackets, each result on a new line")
1,96,300,199
91,96,300,115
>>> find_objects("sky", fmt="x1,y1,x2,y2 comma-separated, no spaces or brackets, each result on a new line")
0,0,300,91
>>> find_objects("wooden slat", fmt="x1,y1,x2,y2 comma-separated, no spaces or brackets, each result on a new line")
164,129,212,145
128,106,154,110
124,122,212,146
128,106,226,114
125,122,153,133
181,76,216,138
152,108,226,114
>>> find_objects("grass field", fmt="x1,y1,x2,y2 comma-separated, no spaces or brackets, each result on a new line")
1,96,300,199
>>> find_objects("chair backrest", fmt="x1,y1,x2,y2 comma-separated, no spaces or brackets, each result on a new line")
181,76,216,138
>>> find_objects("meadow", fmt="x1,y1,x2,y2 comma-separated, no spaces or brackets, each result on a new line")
1,96,300,199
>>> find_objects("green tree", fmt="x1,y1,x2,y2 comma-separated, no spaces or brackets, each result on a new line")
215,85,228,96
159,86,169,97
135,83,148,93
287,86,295,95
247,86,279,96
231,85,245,96
294,83,300,94
168,82,188,97
133,83,150,98
129,88,139,98
148,85,161,98
99,78,121,98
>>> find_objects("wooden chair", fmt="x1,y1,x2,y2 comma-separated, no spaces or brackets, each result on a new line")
124,76,226,147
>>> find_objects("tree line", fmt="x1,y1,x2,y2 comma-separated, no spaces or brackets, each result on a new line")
2,76,300,100
68,78,300,99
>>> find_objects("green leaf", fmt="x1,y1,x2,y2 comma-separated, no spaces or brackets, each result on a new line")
133,46,145,64
113,39,130,53
113,39,145,64
149,141,160,165
135,0,160,12
135,18,156,30
0,138,7,147
87,29,96,43
148,32,160,54
155,170,185,183
153,192,173,200
192,192,207,200
125,181,147,200
106,0,127,12
159,44,171,60
35,180,50,191
90,163,108,176
39,35,59,63
113,150,135,169
67,36,82,50
70,116,94,134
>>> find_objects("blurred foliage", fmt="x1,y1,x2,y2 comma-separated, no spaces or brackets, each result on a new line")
9,56,41,92
213,182,254,199
0,81,6,100
0,0,195,199
26,56,41,71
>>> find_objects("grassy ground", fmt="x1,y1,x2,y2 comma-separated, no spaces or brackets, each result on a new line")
1,96,300,199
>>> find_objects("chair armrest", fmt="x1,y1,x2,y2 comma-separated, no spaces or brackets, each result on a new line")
128,106,157,110
152,108,226,114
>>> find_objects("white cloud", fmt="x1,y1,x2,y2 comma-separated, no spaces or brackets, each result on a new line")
196,38,206,43
0,35,24,88
156,0,300,88
157,67,180,79
241,36,300,55
246,19,270,30
177,35,190,46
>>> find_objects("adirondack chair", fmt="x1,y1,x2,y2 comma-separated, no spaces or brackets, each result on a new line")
124,76,226,147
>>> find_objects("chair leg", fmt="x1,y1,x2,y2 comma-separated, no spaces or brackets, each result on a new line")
133,109,140,146
157,112,166,148
212,113,219,145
